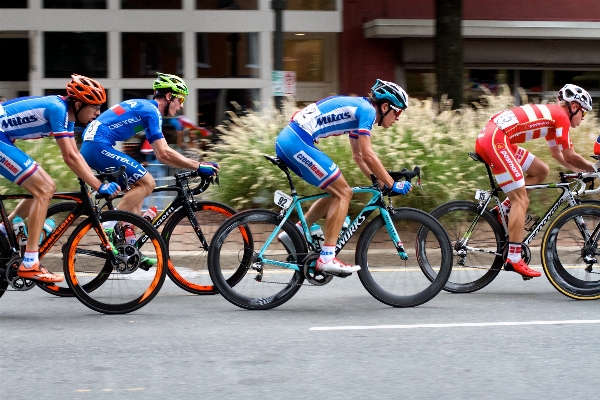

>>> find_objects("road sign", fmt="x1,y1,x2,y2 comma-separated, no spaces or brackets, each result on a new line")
272,70,296,97
272,70,284,96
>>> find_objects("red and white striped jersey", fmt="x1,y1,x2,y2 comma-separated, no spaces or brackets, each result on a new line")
489,104,572,150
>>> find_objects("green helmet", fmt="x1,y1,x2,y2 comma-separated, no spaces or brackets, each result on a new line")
153,72,189,96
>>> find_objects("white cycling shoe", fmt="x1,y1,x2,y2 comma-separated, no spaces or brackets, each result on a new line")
315,258,361,274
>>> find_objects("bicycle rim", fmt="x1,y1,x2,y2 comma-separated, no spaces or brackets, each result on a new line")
542,204,600,300
356,208,452,307
64,210,167,314
163,201,244,295
208,209,306,310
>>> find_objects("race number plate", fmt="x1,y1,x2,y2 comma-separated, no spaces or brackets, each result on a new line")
274,190,293,209
475,189,490,202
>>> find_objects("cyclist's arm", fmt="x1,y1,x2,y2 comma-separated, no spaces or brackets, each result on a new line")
151,137,200,170
553,146,595,172
352,135,394,187
55,137,106,191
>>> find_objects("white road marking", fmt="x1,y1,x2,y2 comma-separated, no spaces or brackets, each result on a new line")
310,320,600,331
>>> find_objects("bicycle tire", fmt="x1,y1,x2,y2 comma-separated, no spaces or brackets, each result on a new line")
542,204,600,300
208,209,306,310
356,207,453,307
35,201,109,297
424,200,506,293
162,200,246,295
0,234,11,299
63,210,168,314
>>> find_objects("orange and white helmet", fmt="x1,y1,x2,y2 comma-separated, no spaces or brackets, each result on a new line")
558,84,592,112
66,74,106,105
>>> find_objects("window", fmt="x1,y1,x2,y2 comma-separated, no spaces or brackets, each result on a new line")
197,88,259,128
0,0,27,7
287,0,336,11
44,32,107,78
196,33,260,78
405,70,436,100
0,39,29,81
122,33,183,78
44,0,106,8
122,0,181,9
196,0,257,10
284,39,323,82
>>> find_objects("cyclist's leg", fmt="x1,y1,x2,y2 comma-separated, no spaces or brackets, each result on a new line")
476,124,540,278
275,125,357,273
0,137,60,282
116,174,155,215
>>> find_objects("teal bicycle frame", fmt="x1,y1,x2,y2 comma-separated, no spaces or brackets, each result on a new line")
255,186,408,272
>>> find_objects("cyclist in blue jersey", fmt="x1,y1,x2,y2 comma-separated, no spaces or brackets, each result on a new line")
275,79,411,275
0,74,120,283
80,73,218,253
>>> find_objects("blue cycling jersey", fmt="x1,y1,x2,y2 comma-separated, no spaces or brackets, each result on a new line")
82,99,163,146
290,96,376,142
0,96,74,140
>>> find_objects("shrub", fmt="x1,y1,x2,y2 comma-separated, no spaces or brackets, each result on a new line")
206,87,600,214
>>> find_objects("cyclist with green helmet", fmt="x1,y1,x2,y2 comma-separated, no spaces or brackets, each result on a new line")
275,79,410,275
80,73,219,250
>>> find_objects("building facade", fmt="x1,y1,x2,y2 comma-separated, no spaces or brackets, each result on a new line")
0,0,342,128
342,0,600,105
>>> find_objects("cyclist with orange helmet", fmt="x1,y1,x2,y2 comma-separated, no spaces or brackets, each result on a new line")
475,84,595,278
0,74,119,283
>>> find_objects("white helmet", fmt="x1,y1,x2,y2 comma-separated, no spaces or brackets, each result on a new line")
558,84,593,112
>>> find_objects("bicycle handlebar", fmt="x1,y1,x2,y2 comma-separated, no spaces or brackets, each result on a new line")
370,166,422,194
93,166,128,199
174,171,219,196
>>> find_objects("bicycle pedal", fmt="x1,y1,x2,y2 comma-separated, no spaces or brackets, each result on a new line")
522,276,533,281
503,263,514,272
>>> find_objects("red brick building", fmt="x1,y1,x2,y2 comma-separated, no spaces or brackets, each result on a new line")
341,0,600,104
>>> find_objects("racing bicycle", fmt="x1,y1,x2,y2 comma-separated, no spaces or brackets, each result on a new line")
419,152,600,300
0,167,169,314
207,155,453,310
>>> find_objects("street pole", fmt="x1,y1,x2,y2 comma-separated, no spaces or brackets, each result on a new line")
272,0,286,112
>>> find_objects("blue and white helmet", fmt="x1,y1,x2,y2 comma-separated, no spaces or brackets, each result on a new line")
558,84,592,112
371,79,409,110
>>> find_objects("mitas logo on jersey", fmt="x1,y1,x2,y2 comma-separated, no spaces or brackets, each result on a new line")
0,109,44,131
294,151,326,180
314,107,357,128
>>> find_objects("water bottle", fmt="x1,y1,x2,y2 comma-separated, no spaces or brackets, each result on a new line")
123,223,137,245
39,218,56,244
12,216,28,246
142,206,158,223
342,215,351,230
310,223,324,249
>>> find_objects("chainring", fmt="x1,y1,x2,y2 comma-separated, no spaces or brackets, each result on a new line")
303,252,333,286
5,256,35,291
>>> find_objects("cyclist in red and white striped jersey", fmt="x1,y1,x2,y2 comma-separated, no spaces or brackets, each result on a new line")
475,84,595,278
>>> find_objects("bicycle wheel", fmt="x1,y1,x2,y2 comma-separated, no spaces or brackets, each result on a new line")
542,204,600,300
35,201,96,297
207,209,306,310
424,200,506,293
356,208,453,307
162,201,245,295
63,210,168,314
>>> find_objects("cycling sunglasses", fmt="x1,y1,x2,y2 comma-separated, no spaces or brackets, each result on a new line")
171,93,186,105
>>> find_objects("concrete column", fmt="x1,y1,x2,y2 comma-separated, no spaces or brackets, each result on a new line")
108,30,122,107
29,0,41,9
259,30,273,110
513,69,521,106
182,0,195,10
183,30,197,123
107,0,120,10
29,30,43,96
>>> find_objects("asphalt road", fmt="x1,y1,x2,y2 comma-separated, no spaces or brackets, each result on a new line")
1,270,599,399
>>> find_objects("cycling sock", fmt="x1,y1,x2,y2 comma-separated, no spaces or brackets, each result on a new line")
320,244,336,263
102,221,118,230
23,251,39,268
507,242,521,263
0,222,6,237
